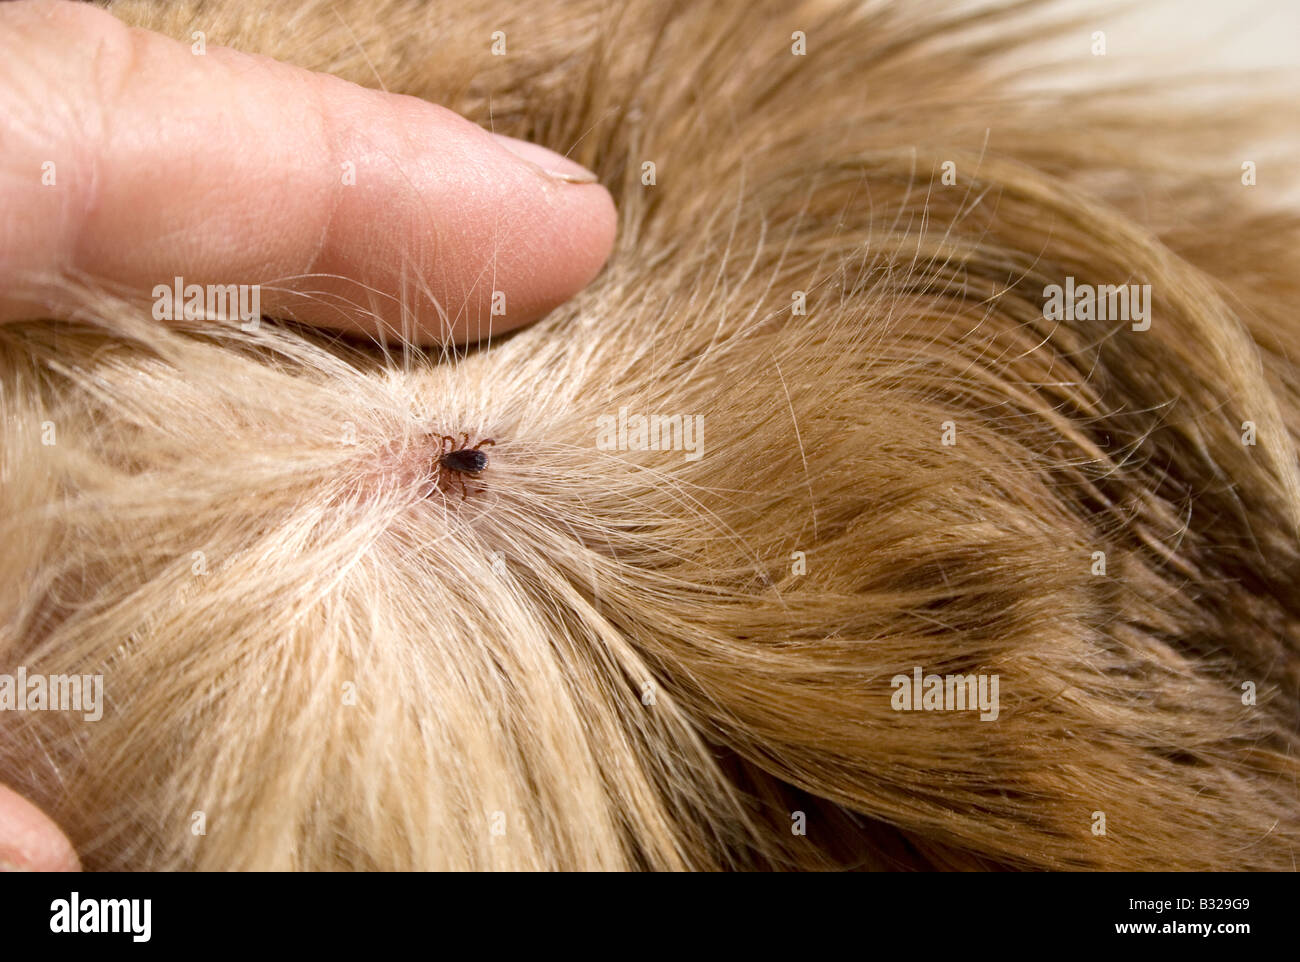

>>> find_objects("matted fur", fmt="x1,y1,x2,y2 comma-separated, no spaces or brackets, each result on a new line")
1,0,1298,870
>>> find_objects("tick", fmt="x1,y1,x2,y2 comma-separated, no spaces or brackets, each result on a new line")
434,433,496,501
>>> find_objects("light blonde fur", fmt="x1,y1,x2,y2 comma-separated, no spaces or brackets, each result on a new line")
2,0,1299,870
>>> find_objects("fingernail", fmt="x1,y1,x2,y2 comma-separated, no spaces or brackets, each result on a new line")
490,133,599,184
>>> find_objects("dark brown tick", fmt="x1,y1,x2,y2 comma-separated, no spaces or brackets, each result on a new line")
434,433,495,501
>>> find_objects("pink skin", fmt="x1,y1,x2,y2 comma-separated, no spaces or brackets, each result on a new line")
0,0,618,868
0,786,78,872
0,0,617,343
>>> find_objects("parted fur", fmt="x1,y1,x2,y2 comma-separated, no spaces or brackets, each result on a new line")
1,0,1298,869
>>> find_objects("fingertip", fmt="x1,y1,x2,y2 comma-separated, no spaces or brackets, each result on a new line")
489,133,601,184
0,3,620,343
0,784,80,872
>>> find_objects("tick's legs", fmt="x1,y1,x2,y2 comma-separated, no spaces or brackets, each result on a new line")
472,439,496,451
459,432,470,450
438,434,456,454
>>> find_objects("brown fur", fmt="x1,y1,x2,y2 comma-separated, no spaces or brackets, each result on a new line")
1,0,1298,869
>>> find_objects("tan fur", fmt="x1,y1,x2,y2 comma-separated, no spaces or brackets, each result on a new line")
1,0,1298,870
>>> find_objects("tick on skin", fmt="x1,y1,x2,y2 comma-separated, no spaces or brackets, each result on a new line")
434,433,495,501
